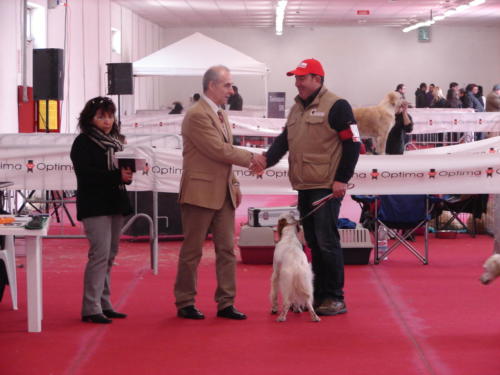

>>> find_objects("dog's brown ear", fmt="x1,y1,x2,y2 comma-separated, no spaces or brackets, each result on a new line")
277,218,287,238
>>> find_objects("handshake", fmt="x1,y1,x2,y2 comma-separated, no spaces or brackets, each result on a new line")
249,153,267,176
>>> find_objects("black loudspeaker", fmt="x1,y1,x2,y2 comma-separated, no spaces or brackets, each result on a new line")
33,49,64,100
124,192,183,237
107,63,133,95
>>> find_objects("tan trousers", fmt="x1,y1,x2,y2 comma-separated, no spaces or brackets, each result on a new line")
174,196,236,310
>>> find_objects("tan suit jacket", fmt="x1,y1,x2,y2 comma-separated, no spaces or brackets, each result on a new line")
179,98,252,210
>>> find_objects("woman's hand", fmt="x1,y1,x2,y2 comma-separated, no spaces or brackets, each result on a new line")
121,167,133,184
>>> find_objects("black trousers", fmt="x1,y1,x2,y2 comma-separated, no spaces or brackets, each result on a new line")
298,189,344,302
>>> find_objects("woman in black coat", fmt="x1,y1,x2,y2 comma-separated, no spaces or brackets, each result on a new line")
385,100,413,155
70,97,133,324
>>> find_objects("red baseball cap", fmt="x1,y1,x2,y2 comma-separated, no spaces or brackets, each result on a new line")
286,58,325,77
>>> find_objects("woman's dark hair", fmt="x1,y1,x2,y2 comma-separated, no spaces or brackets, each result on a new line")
465,83,476,93
77,96,121,137
396,83,404,91
446,88,457,101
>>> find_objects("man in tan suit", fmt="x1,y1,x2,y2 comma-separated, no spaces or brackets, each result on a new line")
174,65,257,320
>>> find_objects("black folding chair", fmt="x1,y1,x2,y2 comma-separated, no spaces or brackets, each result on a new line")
435,194,488,238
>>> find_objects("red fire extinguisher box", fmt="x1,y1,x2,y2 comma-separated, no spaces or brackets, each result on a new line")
18,86,36,133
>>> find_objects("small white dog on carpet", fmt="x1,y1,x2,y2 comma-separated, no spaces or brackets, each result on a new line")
480,253,500,284
270,213,320,322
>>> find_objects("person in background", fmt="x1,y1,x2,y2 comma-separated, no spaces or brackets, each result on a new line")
251,58,360,317
415,82,428,108
174,65,261,321
465,84,485,112
385,99,413,155
192,93,201,103
395,83,406,100
426,83,435,107
449,82,459,93
169,101,184,114
227,85,243,111
486,84,500,112
476,85,486,109
70,96,133,324
446,88,462,108
465,84,485,140
459,88,470,108
430,86,448,108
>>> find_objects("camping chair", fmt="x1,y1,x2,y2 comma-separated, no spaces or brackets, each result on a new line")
374,195,437,265
352,194,437,265
435,194,488,238
352,195,436,264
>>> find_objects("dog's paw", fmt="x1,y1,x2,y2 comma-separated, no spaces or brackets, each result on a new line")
311,316,321,322
271,309,278,315
276,316,286,322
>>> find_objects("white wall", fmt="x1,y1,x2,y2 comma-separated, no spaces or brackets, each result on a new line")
2,3,500,134
152,25,500,109
0,0,166,134
45,0,165,132
0,1,22,133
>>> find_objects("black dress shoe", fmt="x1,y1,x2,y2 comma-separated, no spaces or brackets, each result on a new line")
103,310,127,319
177,305,205,320
82,314,112,324
217,306,247,320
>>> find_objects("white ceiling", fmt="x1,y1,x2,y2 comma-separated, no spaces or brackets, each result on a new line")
112,0,500,29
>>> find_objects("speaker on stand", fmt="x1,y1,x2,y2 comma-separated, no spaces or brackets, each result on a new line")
106,63,133,128
33,48,64,133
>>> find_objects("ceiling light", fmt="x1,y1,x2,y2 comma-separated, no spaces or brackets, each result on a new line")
275,0,287,35
402,0,486,32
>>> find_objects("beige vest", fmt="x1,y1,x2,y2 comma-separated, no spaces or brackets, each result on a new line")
286,86,342,190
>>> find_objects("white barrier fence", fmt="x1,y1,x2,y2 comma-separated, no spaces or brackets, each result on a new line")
120,109,500,137
3,134,500,195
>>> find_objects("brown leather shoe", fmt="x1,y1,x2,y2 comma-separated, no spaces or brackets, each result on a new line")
315,299,347,316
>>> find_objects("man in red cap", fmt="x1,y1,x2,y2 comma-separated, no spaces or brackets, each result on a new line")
252,58,360,316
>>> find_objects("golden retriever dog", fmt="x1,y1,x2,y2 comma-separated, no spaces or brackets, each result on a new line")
353,91,403,154
270,213,320,322
480,253,500,284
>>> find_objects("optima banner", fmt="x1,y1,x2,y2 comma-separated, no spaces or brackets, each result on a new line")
2,135,500,194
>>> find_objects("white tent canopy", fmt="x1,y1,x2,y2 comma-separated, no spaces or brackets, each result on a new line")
133,32,269,77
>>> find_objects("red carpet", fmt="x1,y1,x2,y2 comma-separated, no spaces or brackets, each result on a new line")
2,196,500,375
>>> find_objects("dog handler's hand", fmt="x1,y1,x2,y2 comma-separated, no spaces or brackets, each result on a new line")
332,181,347,198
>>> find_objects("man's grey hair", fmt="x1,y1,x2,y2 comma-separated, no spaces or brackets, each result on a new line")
203,65,230,92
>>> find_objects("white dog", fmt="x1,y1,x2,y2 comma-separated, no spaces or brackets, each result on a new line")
270,213,320,322
353,91,403,154
480,253,500,285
